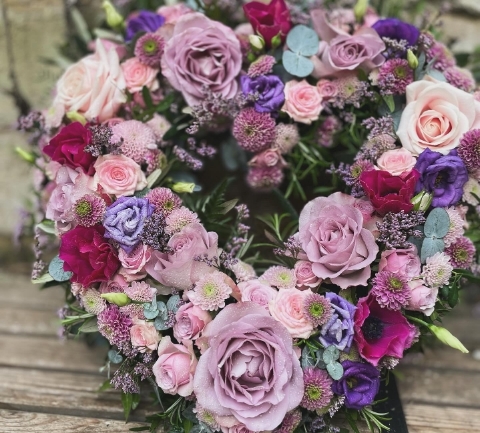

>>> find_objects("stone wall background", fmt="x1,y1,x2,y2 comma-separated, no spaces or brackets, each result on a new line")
0,0,480,238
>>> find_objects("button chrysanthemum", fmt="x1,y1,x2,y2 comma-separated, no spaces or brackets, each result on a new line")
111,120,157,163
423,252,453,288
300,367,334,411
261,265,297,289
370,270,410,310
188,271,232,311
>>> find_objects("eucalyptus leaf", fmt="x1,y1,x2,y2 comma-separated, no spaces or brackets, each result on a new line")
282,50,314,78
48,255,73,282
421,237,445,262
424,207,450,238
78,317,99,333
108,349,123,364
286,25,319,57
326,361,344,380
154,315,170,331
426,69,447,82
301,346,316,369
143,302,159,320
31,273,55,285
190,422,214,433
322,345,340,364
166,295,181,313
157,301,168,321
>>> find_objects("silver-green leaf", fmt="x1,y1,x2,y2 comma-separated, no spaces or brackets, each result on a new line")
48,255,73,282
286,25,319,57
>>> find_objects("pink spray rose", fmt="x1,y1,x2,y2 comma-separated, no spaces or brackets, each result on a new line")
297,192,379,289
121,57,159,93
145,222,219,291
157,3,192,24
378,246,421,279
376,148,417,176
130,319,161,352
51,39,126,122
173,302,212,343
162,13,242,106
282,80,323,124
193,302,304,431
269,288,315,339
118,243,152,282
406,279,438,316
294,260,322,290
248,148,287,169
237,279,277,310
93,154,147,196
316,79,338,100
153,336,197,397
397,77,480,155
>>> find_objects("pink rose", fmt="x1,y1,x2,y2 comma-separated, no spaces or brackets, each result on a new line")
406,279,438,316
157,4,192,24
153,336,197,396
282,80,323,124
162,13,242,106
310,8,355,41
118,243,152,282
378,246,421,279
297,192,378,289
294,260,322,290
93,154,147,196
230,260,256,282
316,79,338,100
397,78,480,155
376,148,417,176
145,222,219,291
130,319,161,352
121,57,159,93
52,39,126,122
269,288,314,339
173,302,212,343
249,148,287,169
238,279,277,310
99,273,128,293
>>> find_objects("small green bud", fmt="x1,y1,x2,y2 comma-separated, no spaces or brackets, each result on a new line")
171,182,195,194
411,191,433,211
248,34,265,51
427,324,469,353
15,147,36,164
66,111,87,125
407,49,419,69
101,292,131,307
102,0,125,29
354,0,369,22
270,33,282,50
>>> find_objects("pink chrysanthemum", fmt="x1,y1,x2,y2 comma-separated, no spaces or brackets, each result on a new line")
134,33,165,68
445,236,476,269
232,107,276,152
247,54,276,77
80,288,106,315
246,165,284,190
73,194,106,227
444,207,466,247
457,129,480,174
188,271,232,311
301,367,334,411
423,252,453,287
377,58,414,96
276,410,302,433
124,281,157,303
463,177,480,206
146,187,182,216
120,303,145,320
261,266,296,289
98,305,133,346
303,293,333,327
274,123,300,154
111,120,157,163
370,271,411,310
351,159,375,181
333,75,372,108
193,404,220,431
146,114,171,146
165,207,200,234
444,67,475,92
426,41,456,71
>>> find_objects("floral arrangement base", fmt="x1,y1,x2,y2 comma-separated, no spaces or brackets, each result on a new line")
374,375,409,433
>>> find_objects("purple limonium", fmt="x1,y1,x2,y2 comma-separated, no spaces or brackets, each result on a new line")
372,18,420,48
319,292,356,351
104,196,155,253
125,10,165,42
240,74,285,113
414,149,469,208
332,360,380,410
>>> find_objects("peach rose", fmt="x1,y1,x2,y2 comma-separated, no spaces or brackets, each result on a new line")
121,57,160,93
52,39,126,123
376,148,417,176
94,155,147,196
397,77,480,155
130,319,161,352
282,80,323,124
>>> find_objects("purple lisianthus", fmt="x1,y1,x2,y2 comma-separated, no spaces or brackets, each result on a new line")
126,11,165,42
414,148,468,207
372,18,420,47
240,74,285,113
319,292,356,351
104,196,154,253
332,360,380,410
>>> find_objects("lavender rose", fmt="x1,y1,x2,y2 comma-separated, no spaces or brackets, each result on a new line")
193,302,304,431
162,13,242,106
319,292,356,351
104,197,154,253
240,74,285,113
297,192,379,289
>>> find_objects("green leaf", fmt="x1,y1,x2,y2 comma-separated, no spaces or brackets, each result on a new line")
424,207,450,238
157,301,168,320
97,379,112,393
219,199,238,215
31,273,55,285
154,315,170,331
327,361,344,380
383,94,395,113
129,427,150,432
286,25,319,56
48,255,73,282
142,86,154,109
282,50,314,77
132,393,141,411
147,169,162,189
122,392,133,422
78,317,99,333
421,236,444,263
36,220,56,234
322,345,340,363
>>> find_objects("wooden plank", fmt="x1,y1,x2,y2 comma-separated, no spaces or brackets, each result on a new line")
0,409,147,432
0,306,59,336
401,348,480,373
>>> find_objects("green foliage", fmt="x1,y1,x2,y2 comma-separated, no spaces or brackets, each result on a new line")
48,255,73,282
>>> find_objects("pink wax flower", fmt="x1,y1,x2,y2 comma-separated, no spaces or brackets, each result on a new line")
130,319,161,352
173,302,212,343
282,80,323,125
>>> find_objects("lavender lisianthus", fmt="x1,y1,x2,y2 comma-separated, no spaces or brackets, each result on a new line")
104,196,154,253
332,360,380,410
414,149,468,207
126,11,165,42
319,292,356,351
372,18,420,47
240,74,285,113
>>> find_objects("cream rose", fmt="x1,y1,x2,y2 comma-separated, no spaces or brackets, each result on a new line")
282,80,323,124
397,77,480,155
376,148,417,176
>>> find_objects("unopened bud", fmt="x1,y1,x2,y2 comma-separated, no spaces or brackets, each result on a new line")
407,49,419,69
354,0,369,22
270,33,282,50
66,111,87,125
171,182,195,194
428,324,469,353
15,147,36,164
411,191,433,211
101,293,131,307
248,34,265,51
102,0,125,29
